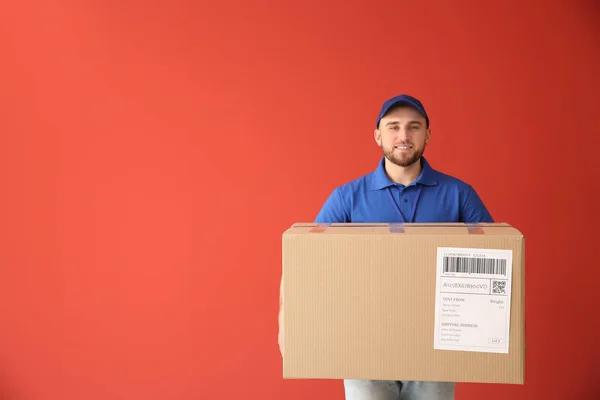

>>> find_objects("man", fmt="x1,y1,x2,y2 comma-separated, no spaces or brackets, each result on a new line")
278,94,493,399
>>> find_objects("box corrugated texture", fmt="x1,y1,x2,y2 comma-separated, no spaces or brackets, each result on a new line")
281,222,525,384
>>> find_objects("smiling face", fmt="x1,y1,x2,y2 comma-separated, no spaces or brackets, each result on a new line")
374,105,431,168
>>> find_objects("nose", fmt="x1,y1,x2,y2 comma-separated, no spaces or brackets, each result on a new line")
397,126,410,139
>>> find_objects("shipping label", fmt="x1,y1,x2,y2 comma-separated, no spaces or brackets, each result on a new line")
433,247,513,353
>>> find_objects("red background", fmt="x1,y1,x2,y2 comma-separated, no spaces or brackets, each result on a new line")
1,1,599,399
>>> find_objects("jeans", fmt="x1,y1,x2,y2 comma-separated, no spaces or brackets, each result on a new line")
343,380,455,400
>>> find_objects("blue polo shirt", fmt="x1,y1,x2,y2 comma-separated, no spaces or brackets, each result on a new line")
315,157,494,224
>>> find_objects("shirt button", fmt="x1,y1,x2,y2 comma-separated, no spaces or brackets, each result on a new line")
403,198,408,203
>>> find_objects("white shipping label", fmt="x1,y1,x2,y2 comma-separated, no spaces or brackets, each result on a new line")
433,247,513,353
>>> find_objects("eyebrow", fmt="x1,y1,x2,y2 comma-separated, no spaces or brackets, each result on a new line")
385,120,422,126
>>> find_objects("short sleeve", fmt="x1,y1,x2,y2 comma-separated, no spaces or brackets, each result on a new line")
460,185,494,223
314,187,350,223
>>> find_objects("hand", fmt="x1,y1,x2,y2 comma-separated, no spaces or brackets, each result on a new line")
278,275,284,357
278,307,284,357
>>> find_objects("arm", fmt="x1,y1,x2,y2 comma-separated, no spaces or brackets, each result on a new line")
460,185,494,223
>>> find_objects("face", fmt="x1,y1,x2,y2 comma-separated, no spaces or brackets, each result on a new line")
374,106,430,167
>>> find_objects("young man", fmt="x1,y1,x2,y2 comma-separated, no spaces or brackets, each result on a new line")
314,94,493,226
279,94,493,400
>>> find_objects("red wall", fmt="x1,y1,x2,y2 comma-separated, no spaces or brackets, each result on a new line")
1,1,599,399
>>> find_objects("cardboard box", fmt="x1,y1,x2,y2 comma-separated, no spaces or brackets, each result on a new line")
280,222,525,384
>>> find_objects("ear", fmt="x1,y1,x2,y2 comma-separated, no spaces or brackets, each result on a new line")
425,127,431,144
374,129,382,146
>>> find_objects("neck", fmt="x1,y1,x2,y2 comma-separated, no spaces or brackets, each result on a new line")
385,158,423,186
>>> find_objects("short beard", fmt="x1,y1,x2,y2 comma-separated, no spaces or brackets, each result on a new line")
381,144,425,167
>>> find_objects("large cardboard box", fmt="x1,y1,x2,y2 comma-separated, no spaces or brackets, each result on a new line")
280,222,525,384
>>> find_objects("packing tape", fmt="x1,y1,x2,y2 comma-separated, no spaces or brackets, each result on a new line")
309,223,331,233
303,223,488,234
307,223,403,233
466,224,485,234
388,223,405,233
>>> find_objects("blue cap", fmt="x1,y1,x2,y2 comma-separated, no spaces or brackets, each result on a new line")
376,94,429,128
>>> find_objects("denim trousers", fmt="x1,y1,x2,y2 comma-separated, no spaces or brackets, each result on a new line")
343,380,455,400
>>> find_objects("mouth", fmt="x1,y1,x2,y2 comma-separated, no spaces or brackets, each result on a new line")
394,145,413,150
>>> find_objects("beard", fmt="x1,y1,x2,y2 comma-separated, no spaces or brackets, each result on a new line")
381,143,425,167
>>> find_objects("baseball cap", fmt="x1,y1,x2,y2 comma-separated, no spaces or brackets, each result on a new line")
376,94,429,128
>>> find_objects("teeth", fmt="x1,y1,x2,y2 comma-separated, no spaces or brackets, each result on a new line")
396,146,410,149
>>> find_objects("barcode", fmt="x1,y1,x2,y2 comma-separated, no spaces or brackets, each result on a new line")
443,256,507,276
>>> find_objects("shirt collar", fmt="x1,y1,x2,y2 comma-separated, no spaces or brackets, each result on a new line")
370,156,438,191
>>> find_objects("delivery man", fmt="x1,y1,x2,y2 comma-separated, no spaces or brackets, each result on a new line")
279,94,494,400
